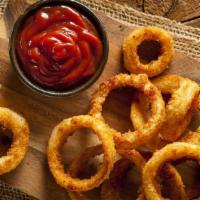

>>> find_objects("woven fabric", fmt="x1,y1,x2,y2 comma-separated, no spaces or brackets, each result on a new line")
0,0,200,199
0,180,38,199
79,0,200,61
0,0,7,15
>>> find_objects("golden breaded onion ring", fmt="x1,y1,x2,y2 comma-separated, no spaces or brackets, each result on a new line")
158,75,198,142
89,74,165,149
143,142,200,200
68,145,186,200
69,145,102,179
131,74,199,143
0,107,29,175
101,149,146,200
68,145,102,200
131,92,192,150
198,94,200,110
199,95,200,109
101,149,186,200
123,26,174,77
47,115,116,192
160,163,187,200
181,127,200,145
139,152,187,200
68,145,146,200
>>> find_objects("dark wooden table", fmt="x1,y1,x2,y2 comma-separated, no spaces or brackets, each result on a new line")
114,0,200,27
0,0,199,199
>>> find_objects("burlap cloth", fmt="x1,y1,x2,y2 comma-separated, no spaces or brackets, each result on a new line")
0,0,200,199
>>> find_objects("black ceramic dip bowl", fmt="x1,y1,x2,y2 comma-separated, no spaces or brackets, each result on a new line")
9,0,109,97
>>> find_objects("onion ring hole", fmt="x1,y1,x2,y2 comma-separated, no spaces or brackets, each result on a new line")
137,40,162,64
0,126,13,157
102,87,136,133
61,127,101,176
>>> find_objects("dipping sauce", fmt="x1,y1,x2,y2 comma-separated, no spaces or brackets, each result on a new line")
17,6,103,89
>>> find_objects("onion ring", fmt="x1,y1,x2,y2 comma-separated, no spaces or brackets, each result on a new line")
47,115,116,191
101,149,146,200
69,145,102,179
123,26,174,77
101,150,186,200
181,127,200,145
137,194,146,200
131,74,199,143
101,159,137,200
152,75,199,136
89,73,165,149
197,94,200,110
199,95,200,109
179,128,200,200
68,145,102,200
160,163,187,200
139,151,187,200
68,192,87,200
143,142,200,200
68,145,186,200
0,107,29,175
68,146,145,200
131,91,192,150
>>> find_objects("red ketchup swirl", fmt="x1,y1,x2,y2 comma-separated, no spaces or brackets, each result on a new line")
17,6,103,89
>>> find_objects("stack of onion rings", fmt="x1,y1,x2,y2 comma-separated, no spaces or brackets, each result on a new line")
47,25,200,200
68,146,146,200
131,74,199,150
67,145,186,200
48,73,200,199
89,73,165,149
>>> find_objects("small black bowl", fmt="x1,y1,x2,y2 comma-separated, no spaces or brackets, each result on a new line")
9,0,109,97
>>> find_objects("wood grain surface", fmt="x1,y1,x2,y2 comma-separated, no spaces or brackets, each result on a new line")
0,0,200,199
113,0,200,27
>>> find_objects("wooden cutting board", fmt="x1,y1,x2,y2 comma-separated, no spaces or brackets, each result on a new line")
0,0,200,199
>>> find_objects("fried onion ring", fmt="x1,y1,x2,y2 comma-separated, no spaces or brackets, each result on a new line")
181,127,200,145
160,163,187,200
0,107,29,175
143,142,200,200
68,145,186,200
69,145,102,179
199,95,200,109
197,94,200,110
139,151,187,200
89,74,165,149
123,26,174,77
68,145,145,200
131,91,192,150
101,149,186,200
47,115,116,191
152,76,199,139
131,74,199,143
101,149,146,200
68,145,102,200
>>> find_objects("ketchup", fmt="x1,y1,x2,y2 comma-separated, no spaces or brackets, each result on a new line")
17,6,103,89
